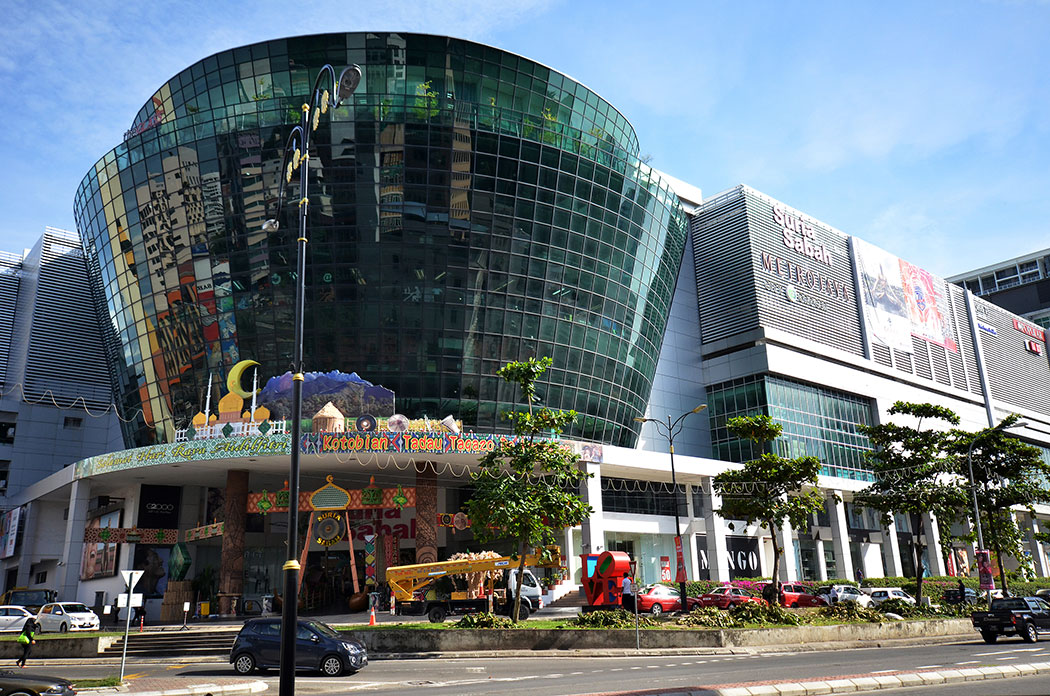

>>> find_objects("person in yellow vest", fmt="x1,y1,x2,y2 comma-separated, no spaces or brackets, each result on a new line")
16,617,37,668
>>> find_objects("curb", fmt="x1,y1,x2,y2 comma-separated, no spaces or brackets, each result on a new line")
79,680,267,696
606,660,1050,696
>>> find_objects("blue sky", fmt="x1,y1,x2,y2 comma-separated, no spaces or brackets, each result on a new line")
0,0,1047,277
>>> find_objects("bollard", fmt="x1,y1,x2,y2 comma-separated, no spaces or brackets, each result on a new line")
139,616,144,632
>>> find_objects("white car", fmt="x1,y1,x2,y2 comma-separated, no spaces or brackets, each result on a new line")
866,588,916,606
0,605,34,632
36,602,100,632
817,585,873,607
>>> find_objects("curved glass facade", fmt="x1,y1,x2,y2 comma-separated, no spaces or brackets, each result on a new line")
73,33,687,448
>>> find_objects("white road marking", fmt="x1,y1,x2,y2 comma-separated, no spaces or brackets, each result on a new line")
996,656,1018,660
956,660,980,665
916,665,942,669
872,669,896,673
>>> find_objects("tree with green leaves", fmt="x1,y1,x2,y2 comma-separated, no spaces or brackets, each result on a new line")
948,414,1050,595
853,401,964,605
713,415,825,592
463,357,593,623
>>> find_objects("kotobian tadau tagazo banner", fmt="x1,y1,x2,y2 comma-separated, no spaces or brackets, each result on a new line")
74,432,601,479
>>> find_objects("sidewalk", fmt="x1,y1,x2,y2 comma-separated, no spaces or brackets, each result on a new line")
78,678,266,696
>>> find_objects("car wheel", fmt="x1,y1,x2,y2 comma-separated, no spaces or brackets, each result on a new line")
650,604,663,616
321,654,344,676
233,652,256,674
427,605,447,623
790,602,799,609
981,631,998,644
512,603,529,621
1022,622,1039,643
9,691,32,696
59,622,68,633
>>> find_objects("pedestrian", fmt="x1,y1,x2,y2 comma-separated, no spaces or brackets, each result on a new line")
830,585,840,604
957,578,966,604
855,568,864,584
621,572,634,612
16,617,36,668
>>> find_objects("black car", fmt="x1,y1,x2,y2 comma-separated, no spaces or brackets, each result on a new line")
230,618,366,676
0,670,76,696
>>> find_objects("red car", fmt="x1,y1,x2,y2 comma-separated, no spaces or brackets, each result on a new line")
755,583,828,608
697,586,766,609
635,584,700,615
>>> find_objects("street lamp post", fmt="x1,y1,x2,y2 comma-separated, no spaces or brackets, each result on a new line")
634,405,708,612
966,418,1028,609
262,63,361,696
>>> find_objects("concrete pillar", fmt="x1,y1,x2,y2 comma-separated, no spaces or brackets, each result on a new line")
922,512,947,576
55,479,91,603
777,518,798,582
860,541,885,579
218,470,248,615
815,538,828,581
580,463,604,555
884,519,904,577
563,526,579,584
829,493,853,581
415,467,438,564
1025,515,1049,578
704,483,730,582
684,484,699,580
15,501,40,588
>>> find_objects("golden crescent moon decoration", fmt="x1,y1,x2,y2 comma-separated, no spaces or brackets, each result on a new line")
227,360,261,399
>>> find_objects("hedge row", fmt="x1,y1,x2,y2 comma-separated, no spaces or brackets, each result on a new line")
675,576,1050,601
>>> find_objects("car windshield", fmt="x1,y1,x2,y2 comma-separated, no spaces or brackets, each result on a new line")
62,604,90,613
10,591,50,605
991,598,1027,610
308,621,341,638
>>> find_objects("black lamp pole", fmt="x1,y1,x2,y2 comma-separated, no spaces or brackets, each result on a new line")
262,63,361,696
634,405,707,613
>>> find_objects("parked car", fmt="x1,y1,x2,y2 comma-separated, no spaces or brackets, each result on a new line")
230,618,367,676
0,605,35,632
755,583,828,608
815,585,872,607
866,588,916,606
943,587,980,605
1035,588,1050,601
971,596,1050,643
0,669,75,696
635,584,700,615
697,586,766,610
36,602,100,632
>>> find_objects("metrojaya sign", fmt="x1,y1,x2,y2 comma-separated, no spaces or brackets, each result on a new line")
74,432,577,478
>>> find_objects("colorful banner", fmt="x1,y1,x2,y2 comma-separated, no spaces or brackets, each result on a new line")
976,550,995,590
184,522,224,542
246,486,415,514
0,507,21,560
852,237,957,354
83,527,179,545
75,434,291,478
674,536,687,584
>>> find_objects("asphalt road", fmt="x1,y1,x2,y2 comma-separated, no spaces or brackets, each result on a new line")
40,638,1050,695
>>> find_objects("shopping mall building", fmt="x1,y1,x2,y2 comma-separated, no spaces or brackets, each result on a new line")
2,32,1049,618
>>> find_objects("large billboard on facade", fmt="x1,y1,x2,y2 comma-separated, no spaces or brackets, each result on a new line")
852,237,957,354
80,509,122,580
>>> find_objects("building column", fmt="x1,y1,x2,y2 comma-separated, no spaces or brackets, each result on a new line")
580,463,604,555
884,519,904,577
1023,514,1049,578
684,484,700,580
704,482,730,582
922,512,947,576
415,466,438,564
777,518,798,582
56,480,91,602
14,501,40,588
829,493,854,581
563,526,580,584
814,538,828,581
218,470,248,616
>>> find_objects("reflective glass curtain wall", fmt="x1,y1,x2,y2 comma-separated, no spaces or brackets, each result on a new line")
74,33,687,448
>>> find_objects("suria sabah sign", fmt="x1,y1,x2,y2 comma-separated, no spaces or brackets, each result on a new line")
773,203,833,266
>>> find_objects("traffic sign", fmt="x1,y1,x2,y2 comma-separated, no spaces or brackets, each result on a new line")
121,569,145,589
117,593,143,608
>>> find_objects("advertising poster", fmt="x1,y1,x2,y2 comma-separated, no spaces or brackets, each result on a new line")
976,550,995,591
81,510,122,580
852,237,958,354
133,545,171,598
0,507,20,559
899,259,958,352
852,237,912,352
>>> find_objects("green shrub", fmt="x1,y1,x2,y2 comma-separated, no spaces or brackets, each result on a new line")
453,612,515,629
676,607,742,628
566,609,655,629
817,601,885,623
730,601,802,626
876,598,922,617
